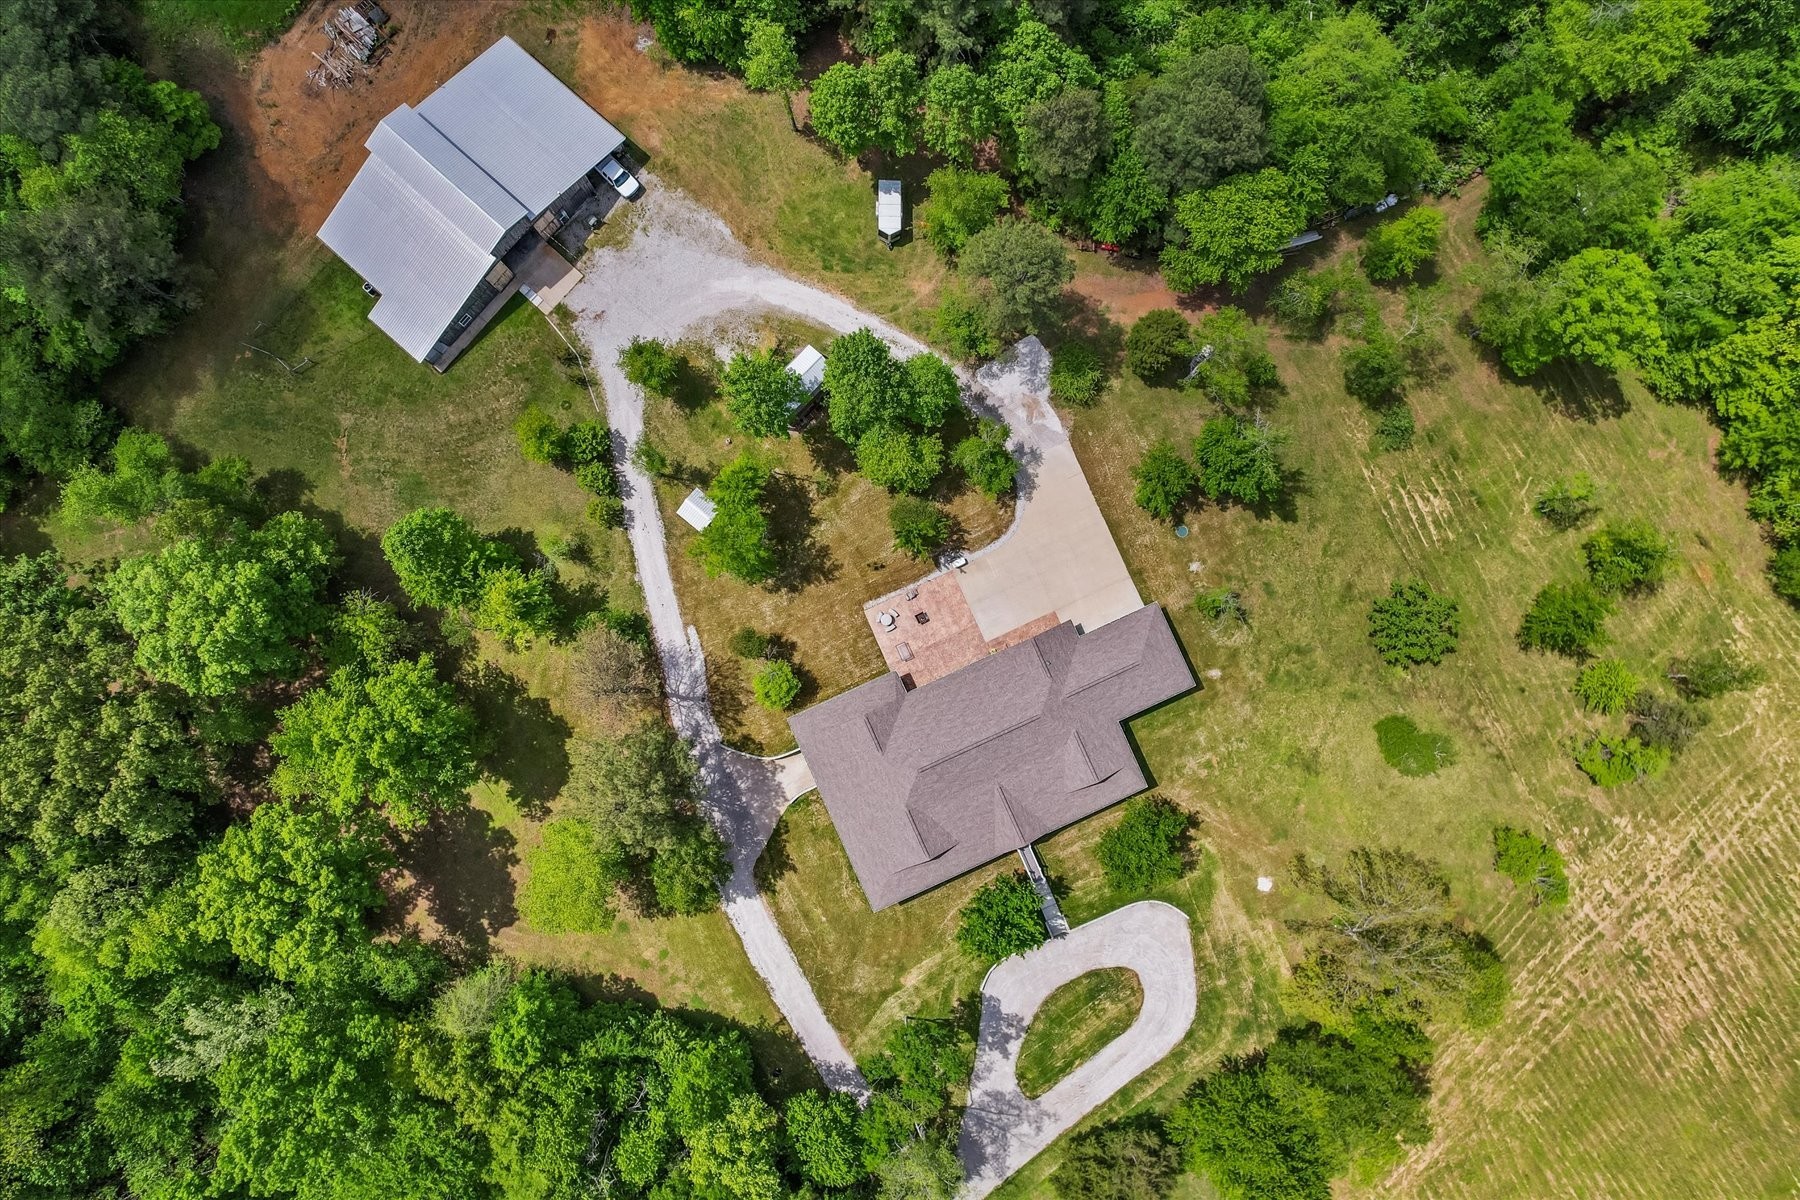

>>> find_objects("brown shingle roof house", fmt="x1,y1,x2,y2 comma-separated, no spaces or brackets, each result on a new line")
788,603,1195,910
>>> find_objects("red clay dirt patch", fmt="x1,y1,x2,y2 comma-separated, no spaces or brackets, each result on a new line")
218,0,525,233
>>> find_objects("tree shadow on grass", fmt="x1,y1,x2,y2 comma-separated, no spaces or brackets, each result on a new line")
767,471,837,593
754,807,796,893
1533,359,1630,422
670,355,719,414
395,803,519,959
800,421,857,481
464,661,572,819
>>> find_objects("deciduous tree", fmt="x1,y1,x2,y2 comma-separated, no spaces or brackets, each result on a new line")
1162,169,1308,293
722,348,807,437
271,654,480,830
959,217,1075,335
1134,46,1268,197
104,512,336,696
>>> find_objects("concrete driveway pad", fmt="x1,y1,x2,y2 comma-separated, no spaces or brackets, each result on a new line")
958,902,1197,1198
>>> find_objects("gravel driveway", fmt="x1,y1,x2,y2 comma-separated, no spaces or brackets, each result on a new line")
564,183,895,1097
563,186,1196,1172
957,901,1198,1198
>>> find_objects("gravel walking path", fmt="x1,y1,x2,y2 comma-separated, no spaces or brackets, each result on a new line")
957,902,1198,1198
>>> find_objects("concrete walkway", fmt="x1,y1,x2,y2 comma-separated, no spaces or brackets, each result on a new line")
957,902,1197,1198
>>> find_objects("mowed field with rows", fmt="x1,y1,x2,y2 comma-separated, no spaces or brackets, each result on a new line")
1067,193,1799,1197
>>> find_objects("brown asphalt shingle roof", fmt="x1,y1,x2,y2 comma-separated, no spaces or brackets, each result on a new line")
788,604,1196,910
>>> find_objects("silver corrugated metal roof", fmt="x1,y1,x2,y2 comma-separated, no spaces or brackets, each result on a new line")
319,150,496,361
418,36,626,216
371,104,527,250
317,36,627,362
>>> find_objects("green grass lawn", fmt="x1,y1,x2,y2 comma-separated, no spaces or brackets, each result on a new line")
1054,198,1800,1197
1015,968,1145,1099
141,0,303,48
642,314,1012,753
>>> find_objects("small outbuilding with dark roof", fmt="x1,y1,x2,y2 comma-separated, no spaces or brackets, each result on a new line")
788,602,1195,910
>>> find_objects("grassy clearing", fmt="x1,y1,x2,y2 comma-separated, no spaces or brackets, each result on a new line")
642,313,1011,753
755,794,999,1057
1060,197,1800,1196
140,0,302,48
1015,968,1145,1100
567,15,948,336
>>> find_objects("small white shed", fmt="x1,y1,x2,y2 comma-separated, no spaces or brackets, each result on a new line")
876,179,903,247
786,344,826,395
677,488,716,530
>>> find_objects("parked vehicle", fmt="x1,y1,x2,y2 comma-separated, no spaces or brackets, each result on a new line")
598,155,641,199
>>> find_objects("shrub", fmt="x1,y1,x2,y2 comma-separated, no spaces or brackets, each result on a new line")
784,1092,863,1189
1195,587,1248,624
857,426,944,494
1270,269,1338,335
586,496,625,528
1533,473,1597,530
1049,341,1106,406
1626,689,1710,756
1573,658,1639,714
752,658,802,711
620,336,681,396
1367,580,1461,667
649,821,729,915
951,418,1018,498
728,627,771,659
1665,648,1764,700
935,284,1001,361
382,506,515,611
1125,308,1191,382
631,437,671,478
694,455,776,583
1582,520,1675,595
1096,795,1189,892
1575,733,1669,786
514,407,563,464
1492,826,1569,908
1184,306,1278,405
917,166,1010,256
890,495,950,560
722,348,807,438
1770,544,1800,603
1341,336,1406,405
1361,206,1446,282
519,818,622,933
474,567,558,644
959,216,1075,336
1194,415,1284,507
1371,402,1415,451
559,421,612,467
574,461,619,498
1132,439,1196,521
1166,1063,1332,1200
1373,714,1455,776
956,872,1046,961
1518,582,1612,657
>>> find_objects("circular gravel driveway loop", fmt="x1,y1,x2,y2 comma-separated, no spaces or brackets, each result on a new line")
957,901,1198,1199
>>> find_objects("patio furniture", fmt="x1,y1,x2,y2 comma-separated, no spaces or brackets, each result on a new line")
915,611,930,625
897,642,913,662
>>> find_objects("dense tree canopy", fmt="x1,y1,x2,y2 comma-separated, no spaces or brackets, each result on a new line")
104,513,337,697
